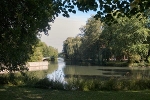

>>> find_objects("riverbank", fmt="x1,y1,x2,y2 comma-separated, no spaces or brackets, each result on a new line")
0,86,150,100
65,60,150,67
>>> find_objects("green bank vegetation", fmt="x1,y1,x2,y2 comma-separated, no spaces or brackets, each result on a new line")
1,70,150,91
0,72,150,100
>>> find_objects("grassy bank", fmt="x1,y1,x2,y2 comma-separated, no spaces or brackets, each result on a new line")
66,60,150,67
106,61,150,67
1,71,150,100
1,72,150,91
0,86,150,100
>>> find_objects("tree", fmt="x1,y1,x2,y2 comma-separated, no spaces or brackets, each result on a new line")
101,13,150,62
28,40,58,62
48,46,58,59
80,17,103,63
63,16,103,65
40,42,50,57
63,12,150,65
0,0,76,71
76,0,150,23
1,0,150,71
28,42,43,62
63,37,75,60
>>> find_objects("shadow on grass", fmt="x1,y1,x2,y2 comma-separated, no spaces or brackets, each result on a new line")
0,86,150,100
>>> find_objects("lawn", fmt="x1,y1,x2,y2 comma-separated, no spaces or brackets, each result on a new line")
0,86,150,100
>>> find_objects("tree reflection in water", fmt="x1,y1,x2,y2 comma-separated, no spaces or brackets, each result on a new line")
47,58,66,84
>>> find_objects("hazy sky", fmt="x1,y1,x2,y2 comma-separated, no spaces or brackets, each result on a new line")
41,11,96,52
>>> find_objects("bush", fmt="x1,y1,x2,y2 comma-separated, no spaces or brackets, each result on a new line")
0,73,25,85
0,71,44,86
35,78,64,90
1,71,150,91
65,77,150,91
0,74,9,84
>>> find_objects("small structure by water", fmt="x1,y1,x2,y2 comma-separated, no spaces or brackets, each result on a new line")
27,62,48,71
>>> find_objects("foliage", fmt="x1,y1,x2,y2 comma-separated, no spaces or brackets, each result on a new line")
63,13,150,65
35,78,64,90
79,17,103,60
76,0,150,24
63,16,103,64
47,46,58,59
28,40,58,62
63,37,82,61
57,73,150,91
0,0,76,71
28,44,43,62
1,69,150,91
68,77,150,91
104,13,150,62
1,0,150,71
0,70,48,86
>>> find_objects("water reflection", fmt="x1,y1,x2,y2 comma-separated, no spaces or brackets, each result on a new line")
47,58,150,81
47,58,66,84
64,65,150,79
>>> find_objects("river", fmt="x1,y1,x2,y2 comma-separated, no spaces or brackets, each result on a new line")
47,58,150,82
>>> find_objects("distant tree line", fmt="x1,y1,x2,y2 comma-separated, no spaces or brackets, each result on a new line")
63,13,150,65
28,40,58,62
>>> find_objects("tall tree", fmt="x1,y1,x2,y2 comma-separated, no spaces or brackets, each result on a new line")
101,12,150,62
63,37,75,60
0,0,76,71
79,16,103,63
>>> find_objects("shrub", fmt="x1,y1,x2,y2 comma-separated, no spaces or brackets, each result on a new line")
0,71,43,86
0,74,9,84
1,71,150,91
65,77,150,91
35,78,64,90
0,73,25,85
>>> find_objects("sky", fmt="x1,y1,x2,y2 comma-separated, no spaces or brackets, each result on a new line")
41,11,97,53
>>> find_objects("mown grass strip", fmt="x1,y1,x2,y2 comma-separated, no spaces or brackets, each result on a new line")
0,86,150,100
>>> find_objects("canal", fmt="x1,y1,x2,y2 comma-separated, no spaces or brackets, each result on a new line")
47,58,150,82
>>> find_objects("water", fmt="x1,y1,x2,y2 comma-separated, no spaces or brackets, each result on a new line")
47,58,66,84
47,58,150,82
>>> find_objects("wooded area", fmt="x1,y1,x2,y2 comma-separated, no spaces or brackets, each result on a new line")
0,0,150,71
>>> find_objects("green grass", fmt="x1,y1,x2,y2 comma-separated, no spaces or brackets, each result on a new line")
0,86,150,100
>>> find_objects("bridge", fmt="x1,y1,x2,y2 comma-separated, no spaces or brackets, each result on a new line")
42,56,56,61
57,57,64,62
42,57,50,61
